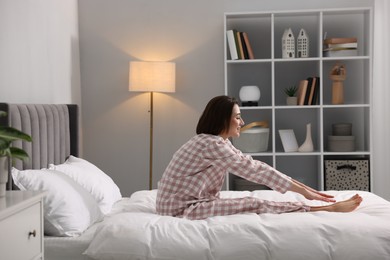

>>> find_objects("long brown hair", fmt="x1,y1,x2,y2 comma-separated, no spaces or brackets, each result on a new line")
196,95,238,135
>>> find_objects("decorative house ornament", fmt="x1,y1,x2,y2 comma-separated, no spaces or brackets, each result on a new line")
297,28,309,58
239,85,260,106
282,28,295,58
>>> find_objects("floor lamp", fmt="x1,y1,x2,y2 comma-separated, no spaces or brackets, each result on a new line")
129,61,176,190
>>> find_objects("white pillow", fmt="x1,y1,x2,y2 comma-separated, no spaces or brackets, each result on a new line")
12,168,104,237
49,156,122,214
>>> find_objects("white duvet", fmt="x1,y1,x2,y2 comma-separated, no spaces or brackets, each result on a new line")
84,190,390,260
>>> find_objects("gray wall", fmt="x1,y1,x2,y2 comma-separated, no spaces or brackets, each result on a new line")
78,0,375,196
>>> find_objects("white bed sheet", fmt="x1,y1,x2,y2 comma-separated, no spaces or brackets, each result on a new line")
83,190,390,260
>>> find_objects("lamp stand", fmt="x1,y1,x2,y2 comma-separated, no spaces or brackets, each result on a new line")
149,92,154,190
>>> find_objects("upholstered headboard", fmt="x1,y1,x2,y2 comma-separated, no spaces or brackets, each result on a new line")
0,103,79,189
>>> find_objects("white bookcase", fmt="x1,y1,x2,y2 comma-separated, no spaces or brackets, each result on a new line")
224,8,373,191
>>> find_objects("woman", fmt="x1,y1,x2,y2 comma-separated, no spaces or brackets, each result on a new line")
156,95,362,220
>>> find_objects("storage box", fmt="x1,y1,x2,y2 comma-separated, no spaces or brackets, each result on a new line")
332,123,352,136
328,135,355,152
234,127,269,153
324,159,370,191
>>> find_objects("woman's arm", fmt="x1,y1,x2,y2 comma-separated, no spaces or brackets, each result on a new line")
289,178,336,203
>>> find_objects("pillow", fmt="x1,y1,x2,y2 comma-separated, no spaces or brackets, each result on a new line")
12,168,104,237
49,156,122,214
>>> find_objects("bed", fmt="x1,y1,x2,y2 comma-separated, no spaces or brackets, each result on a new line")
2,103,390,260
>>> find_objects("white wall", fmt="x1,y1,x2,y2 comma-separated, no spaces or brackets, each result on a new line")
0,0,81,105
78,0,383,197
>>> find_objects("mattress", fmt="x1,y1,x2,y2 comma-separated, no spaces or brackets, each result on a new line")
45,190,390,260
84,190,390,260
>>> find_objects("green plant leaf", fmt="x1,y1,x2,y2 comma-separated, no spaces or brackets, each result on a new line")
0,139,10,152
9,147,30,161
0,126,32,142
0,123,32,161
284,86,298,97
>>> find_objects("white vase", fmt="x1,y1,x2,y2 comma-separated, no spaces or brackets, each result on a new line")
298,123,314,152
0,157,8,197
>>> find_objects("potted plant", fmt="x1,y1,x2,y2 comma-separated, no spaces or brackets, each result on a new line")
284,85,298,105
0,111,32,196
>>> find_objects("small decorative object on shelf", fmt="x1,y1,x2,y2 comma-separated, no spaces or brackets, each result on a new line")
239,85,260,106
298,123,314,152
282,28,295,58
279,129,299,152
233,121,269,153
328,122,355,152
330,63,346,104
323,36,358,57
284,85,298,105
297,28,309,58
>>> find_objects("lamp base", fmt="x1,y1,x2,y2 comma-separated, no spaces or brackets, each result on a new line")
241,101,258,107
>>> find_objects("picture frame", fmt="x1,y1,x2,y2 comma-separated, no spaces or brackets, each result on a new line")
278,129,299,152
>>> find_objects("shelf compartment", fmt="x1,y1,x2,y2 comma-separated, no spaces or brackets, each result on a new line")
274,60,320,106
225,13,272,60
234,109,273,153
322,59,370,105
276,155,321,189
322,9,371,57
275,108,321,153
228,155,273,191
273,12,321,59
227,62,272,106
323,107,370,152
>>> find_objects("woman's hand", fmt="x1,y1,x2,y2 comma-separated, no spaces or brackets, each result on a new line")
290,179,336,203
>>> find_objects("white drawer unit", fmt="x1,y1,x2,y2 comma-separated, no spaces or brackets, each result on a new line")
0,191,46,260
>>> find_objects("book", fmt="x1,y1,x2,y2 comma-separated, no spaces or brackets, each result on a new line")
240,32,249,59
323,49,358,57
304,77,313,105
324,42,358,49
242,32,255,59
236,30,245,59
297,79,309,105
323,37,357,44
323,47,357,52
226,30,238,60
308,77,317,105
311,77,320,105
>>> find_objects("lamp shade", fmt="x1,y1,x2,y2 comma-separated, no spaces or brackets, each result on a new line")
129,61,176,93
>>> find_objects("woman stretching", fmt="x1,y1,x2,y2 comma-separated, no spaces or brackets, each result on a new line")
156,95,362,220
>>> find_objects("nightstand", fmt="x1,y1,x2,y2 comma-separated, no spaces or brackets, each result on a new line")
0,191,46,260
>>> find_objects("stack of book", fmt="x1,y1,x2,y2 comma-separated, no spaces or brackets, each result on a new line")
323,37,358,57
226,29,255,60
297,77,320,106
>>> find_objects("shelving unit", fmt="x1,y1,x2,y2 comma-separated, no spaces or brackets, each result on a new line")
224,8,373,191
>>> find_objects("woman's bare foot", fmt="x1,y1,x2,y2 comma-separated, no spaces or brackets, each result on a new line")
309,194,363,213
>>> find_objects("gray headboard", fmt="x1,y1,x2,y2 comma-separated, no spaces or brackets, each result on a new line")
0,103,79,190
